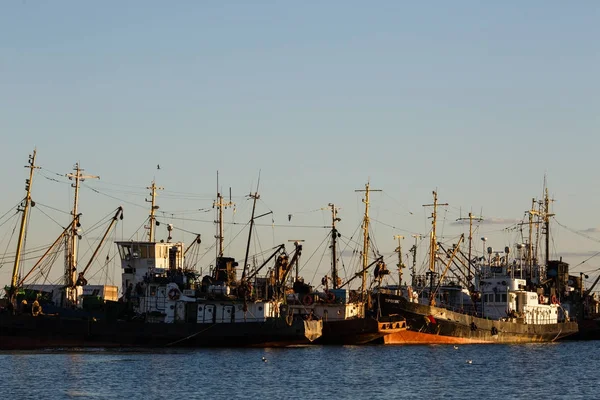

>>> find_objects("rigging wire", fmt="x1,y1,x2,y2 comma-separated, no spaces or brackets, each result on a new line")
0,200,23,225
0,217,19,272
31,206,68,231
34,202,71,215
82,183,147,210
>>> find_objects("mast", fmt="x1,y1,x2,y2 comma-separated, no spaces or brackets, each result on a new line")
410,234,420,287
214,172,234,259
423,191,448,295
527,198,536,275
9,150,39,300
457,212,483,281
65,164,99,291
145,180,163,242
534,198,543,268
329,203,341,289
65,163,98,303
543,186,553,276
242,191,259,282
355,182,381,299
394,235,404,286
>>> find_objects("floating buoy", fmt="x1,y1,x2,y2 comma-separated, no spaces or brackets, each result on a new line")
453,345,459,350
466,360,473,364
261,356,268,363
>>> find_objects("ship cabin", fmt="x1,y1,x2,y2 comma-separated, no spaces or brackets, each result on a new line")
116,240,188,314
286,288,364,321
407,273,471,308
117,240,185,291
478,269,562,324
116,240,281,324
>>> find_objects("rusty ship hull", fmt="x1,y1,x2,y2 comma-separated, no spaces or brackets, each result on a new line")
379,294,577,345
316,316,406,345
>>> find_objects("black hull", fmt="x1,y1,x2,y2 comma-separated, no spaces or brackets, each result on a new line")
315,316,404,345
0,313,321,350
563,318,600,341
378,294,578,344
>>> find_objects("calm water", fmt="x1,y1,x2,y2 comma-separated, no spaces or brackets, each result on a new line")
1,342,597,399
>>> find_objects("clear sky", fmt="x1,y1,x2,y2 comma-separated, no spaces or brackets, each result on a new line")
1,1,599,292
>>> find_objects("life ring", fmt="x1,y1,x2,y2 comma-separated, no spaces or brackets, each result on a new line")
168,288,180,301
302,294,313,306
538,294,544,304
326,291,335,303
551,295,559,305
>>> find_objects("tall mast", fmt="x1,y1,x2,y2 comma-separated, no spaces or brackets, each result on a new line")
394,235,404,286
214,172,234,259
66,163,98,293
457,212,482,280
527,198,535,272
423,191,448,273
242,191,259,282
543,186,553,274
10,150,39,296
534,198,543,267
145,180,163,242
355,182,380,298
410,234,420,286
329,203,341,289
423,191,447,295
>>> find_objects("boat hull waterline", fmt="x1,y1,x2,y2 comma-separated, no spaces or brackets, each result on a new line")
0,314,323,350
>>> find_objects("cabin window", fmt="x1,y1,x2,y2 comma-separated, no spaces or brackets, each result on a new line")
495,294,501,303
119,245,132,260
132,244,140,259
137,245,155,258
501,294,507,303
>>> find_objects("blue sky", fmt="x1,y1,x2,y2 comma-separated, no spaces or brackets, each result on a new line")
1,1,599,290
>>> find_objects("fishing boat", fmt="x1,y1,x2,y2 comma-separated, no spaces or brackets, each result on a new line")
285,184,406,344
0,152,322,349
378,190,577,344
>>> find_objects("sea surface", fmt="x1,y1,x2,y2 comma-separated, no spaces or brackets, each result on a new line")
1,341,597,400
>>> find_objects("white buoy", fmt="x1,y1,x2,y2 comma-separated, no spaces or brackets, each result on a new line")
466,360,472,364
453,345,459,350
262,356,268,363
